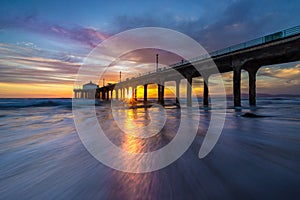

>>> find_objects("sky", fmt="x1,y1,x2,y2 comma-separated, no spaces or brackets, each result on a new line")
0,0,300,98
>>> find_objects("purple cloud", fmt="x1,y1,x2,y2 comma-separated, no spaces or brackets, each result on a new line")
0,12,109,48
111,0,300,51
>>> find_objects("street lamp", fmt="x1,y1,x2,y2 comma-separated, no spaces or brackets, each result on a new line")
156,54,158,72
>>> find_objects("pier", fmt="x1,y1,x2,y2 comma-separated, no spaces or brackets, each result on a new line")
74,25,300,107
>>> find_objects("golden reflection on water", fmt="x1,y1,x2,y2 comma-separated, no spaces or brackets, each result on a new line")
122,134,143,153
109,106,166,172
121,109,147,153
115,108,158,199
120,108,151,137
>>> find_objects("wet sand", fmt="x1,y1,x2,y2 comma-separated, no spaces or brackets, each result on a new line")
1,99,300,199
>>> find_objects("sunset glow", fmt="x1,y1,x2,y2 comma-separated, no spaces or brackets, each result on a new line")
0,1,299,98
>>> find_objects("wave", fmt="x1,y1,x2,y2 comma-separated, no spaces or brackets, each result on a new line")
0,99,72,109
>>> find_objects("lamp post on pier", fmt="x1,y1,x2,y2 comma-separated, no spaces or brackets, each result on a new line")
156,54,158,72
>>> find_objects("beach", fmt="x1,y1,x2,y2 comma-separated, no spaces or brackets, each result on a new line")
0,98,300,199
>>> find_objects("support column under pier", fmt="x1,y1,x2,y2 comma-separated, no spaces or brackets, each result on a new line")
247,67,259,106
187,76,192,107
175,79,180,106
144,84,148,103
157,84,161,104
95,90,100,99
134,87,137,101
160,83,165,105
131,87,136,101
116,89,119,100
203,77,209,107
233,67,241,107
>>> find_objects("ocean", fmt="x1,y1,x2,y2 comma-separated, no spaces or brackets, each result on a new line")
0,97,300,199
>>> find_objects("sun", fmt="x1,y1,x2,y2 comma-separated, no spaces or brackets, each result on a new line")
127,92,133,100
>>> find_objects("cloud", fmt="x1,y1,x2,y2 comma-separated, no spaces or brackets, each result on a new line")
258,62,300,80
111,0,300,51
2,0,299,53
0,13,109,48
0,43,82,84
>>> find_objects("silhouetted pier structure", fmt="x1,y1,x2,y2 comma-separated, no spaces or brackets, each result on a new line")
73,81,99,99
74,25,300,107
